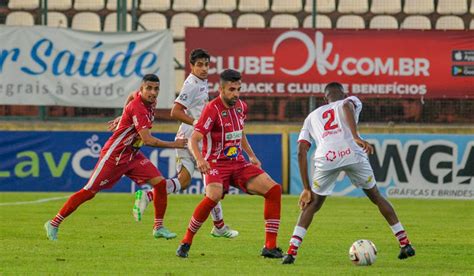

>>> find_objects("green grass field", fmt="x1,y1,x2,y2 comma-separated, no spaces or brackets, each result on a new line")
1,193,473,275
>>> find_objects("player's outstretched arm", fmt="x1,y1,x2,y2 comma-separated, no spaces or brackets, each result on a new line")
342,101,374,154
138,128,187,148
107,92,136,131
242,133,261,167
170,103,196,126
297,141,312,209
190,130,210,174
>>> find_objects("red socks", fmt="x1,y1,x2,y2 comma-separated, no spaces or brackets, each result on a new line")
263,184,282,249
50,189,95,227
182,197,218,244
153,179,167,230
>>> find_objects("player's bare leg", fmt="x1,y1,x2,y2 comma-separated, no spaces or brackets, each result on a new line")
148,176,176,239
246,173,283,258
177,183,223,258
282,192,326,264
363,185,415,259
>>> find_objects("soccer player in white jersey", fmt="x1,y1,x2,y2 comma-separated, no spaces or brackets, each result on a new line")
282,82,415,264
132,49,239,238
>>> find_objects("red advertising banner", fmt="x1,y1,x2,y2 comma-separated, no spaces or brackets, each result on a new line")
185,28,474,98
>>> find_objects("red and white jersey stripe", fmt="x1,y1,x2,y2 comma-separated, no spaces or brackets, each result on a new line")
194,96,247,162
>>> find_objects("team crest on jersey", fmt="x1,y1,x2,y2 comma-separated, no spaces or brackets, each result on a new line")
236,107,242,113
221,110,228,117
224,146,239,158
200,86,206,92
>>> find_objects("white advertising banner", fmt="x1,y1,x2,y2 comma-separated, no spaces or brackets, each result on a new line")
290,133,474,200
0,26,174,108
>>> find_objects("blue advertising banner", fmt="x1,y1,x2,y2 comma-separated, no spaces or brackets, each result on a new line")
289,133,474,199
0,131,282,193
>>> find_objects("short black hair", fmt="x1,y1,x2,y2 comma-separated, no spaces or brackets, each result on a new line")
189,48,210,65
142,74,160,83
324,82,344,93
220,69,241,83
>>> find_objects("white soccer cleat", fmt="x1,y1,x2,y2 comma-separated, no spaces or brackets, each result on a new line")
210,225,239,238
132,190,150,222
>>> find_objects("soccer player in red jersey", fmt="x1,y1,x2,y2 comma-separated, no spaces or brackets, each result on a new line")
44,74,187,241
176,69,283,258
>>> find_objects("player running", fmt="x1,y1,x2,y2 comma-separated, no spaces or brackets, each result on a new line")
120,49,239,238
44,74,186,241
176,69,283,259
281,82,415,264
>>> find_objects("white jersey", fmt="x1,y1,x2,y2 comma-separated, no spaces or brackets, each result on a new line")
298,96,367,171
175,74,209,139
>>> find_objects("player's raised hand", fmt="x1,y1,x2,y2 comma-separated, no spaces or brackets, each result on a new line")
196,158,210,174
174,138,188,148
354,137,374,154
107,116,121,131
299,189,312,210
249,156,262,168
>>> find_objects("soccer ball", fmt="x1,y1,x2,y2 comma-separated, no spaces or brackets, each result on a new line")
349,239,377,266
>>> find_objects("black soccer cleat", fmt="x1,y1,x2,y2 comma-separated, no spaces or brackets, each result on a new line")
398,244,415,259
281,254,296,264
176,243,191,258
261,247,284,258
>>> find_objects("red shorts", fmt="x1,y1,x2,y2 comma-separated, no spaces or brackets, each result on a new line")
83,152,162,192
204,159,265,194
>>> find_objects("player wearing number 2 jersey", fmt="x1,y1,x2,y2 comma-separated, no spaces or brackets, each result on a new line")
282,82,415,264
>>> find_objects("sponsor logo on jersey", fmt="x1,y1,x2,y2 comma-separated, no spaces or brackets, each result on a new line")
133,115,139,127
99,179,109,186
132,138,144,149
224,146,239,158
225,130,242,141
204,117,213,129
326,150,336,161
179,93,188,101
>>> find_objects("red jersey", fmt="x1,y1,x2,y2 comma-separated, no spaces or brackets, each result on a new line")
194,96,247,162
101,91,154,165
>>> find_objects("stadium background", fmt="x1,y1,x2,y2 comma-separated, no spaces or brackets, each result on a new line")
0,0,474,198
0,1,473,275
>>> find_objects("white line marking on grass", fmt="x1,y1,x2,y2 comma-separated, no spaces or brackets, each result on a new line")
0,196,69,206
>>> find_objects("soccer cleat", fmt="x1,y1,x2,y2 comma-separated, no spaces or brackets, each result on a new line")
132,190,149,222
176,243,191,258
210,225,239,238
153,227,177,239
261,247,284,258
398,244,415,259
281,254,296,264
44,220,58,241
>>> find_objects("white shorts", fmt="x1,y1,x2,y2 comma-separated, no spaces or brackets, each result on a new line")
311,160,376,196
176,148,197,176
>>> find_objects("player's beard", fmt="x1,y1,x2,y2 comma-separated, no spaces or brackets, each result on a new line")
226,97,237,106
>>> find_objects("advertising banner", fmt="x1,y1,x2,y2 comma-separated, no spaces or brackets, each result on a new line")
186,28,474,98
0,26,174,108
289,133,474,199
0,131,282,193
